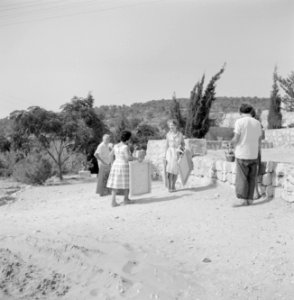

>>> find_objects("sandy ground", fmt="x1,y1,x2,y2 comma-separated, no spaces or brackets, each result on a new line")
0,174,294,300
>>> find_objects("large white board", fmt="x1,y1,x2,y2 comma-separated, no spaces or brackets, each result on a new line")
129,161,152,196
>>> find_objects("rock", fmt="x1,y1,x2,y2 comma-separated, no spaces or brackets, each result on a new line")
202,257,212,263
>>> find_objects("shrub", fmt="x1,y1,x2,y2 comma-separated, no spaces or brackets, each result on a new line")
13,153,52,184
0,151,19,177
62,152,88,174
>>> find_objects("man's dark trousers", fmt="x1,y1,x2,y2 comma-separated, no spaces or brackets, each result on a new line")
235,158,258,200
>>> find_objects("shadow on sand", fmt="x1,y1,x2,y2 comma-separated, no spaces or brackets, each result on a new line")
251,195,274,206
179,181,217,193
131,181,217,205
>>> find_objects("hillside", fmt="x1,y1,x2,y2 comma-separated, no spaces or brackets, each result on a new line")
95,97,270,130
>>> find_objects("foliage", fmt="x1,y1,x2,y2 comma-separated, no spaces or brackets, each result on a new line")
268,67,282,129
0,151,20,177
185,75,205,137
61,93,108,153
170,93,185,131
13,152,53,185
134,123,162,147
185,65,225,138
0,135,10,152
62,152,88,174
9,94,107,179
113,113,131,143
277,71,294,111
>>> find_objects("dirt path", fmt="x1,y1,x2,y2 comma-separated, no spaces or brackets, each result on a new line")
0,178,294,299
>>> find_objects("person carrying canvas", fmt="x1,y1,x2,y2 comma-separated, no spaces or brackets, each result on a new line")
164,119,185,192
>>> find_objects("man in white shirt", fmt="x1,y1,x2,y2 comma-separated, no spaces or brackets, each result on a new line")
94,134,112,196
231,104,262,206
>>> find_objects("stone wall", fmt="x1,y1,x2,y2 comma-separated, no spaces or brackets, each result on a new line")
265,128,294,147
146,139,294,202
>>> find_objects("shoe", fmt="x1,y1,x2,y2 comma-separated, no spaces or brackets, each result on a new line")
232,199,248,207
123,199,133,205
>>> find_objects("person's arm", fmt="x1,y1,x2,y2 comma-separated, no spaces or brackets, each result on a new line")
163,135,169,163
124,145,133,161
180,132,185,152
230,133,240,147
230,120,241,148
94,145,109,165
95,154,109,165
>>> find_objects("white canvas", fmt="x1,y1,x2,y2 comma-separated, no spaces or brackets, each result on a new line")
178,150,193,186
129,161,152,196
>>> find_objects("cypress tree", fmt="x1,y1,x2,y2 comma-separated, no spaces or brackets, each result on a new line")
268,67,282,129
186,65,225,138
170,92,185,131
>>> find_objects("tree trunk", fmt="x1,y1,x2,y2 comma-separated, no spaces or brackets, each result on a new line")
57,157,63,180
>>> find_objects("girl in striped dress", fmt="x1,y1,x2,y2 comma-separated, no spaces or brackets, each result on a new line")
107,130,133,207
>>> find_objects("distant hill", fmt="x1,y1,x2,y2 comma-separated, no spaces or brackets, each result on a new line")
95,97,270,130
0,97,270,135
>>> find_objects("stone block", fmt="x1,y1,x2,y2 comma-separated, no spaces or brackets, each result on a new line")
215,160,224,171
231,163,237,174
281,190,294,202
78,170,91,178
283,179,294,193
262,173,272,186
265,161,276,173
259,185,266,195
275,163,287,177
220,172,227,182
259,162,267,175
223,161,233,173
216,171,224,181
185,138,207,156
266,185,275,198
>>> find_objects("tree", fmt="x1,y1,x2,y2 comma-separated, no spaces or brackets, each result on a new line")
277,71,294,111
10,107,75,180
61,93,108,173
268,67,282,129
170,92,185,131
135,123,161,146
113,113,130,143
0,135,10,152
185,75,205,137
10,94,107,179
185,65,225,138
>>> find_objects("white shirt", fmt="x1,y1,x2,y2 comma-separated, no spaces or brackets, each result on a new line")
95,142,111,166
234,115,262,159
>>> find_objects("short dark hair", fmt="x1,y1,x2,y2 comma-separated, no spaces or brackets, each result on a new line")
120,130,132,142
250,108,256,118
239,103,253,114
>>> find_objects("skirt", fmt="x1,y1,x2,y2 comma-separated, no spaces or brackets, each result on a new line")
165,147,179,175
107,160,129,189
96,164,111,196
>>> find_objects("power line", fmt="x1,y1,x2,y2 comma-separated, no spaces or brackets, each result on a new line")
0,0,164,27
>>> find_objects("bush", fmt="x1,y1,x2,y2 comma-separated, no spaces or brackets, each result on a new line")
62,152,88,174
13,153,53,184
0,151,19,177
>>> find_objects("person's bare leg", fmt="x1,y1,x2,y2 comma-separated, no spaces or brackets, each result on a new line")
171,174,177,191
111,189,118,207
123,189,131,204
167,173,172,192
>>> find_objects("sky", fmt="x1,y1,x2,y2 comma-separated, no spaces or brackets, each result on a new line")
0,0,293,118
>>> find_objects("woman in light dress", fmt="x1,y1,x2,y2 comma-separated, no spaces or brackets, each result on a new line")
164,119,185,192
107,130,133,207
